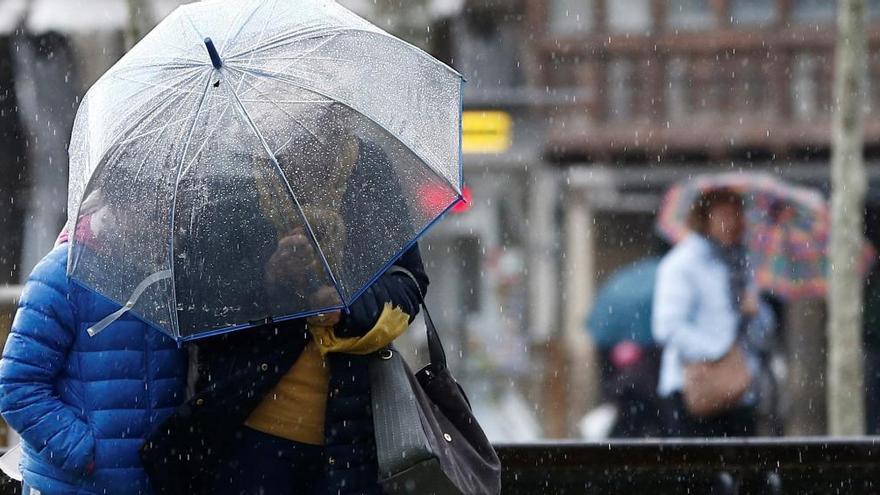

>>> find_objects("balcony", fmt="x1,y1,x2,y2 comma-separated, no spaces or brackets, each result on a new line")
538,17,880,163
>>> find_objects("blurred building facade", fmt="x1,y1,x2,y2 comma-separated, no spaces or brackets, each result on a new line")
418,0,880,438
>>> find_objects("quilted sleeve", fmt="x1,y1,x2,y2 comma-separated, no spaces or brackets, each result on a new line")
0,247,95,474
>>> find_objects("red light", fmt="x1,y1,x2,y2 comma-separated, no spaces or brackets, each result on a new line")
417,184,473,214
452,186,472,214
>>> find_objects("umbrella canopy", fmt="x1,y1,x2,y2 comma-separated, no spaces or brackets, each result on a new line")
66,0,463,340
585,257,659,349
656,173,875,300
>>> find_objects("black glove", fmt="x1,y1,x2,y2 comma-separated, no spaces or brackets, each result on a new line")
338,278,392,337
338,272,421,337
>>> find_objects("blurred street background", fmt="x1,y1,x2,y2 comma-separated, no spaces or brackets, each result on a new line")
1,0,880,444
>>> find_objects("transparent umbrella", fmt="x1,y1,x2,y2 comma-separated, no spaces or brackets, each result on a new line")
66,0,463,340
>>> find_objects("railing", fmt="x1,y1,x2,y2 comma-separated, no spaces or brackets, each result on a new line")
0,287,20,306
538,27,880,162
0,288,19,449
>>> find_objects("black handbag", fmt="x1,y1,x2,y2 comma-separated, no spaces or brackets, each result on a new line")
369,267,501,495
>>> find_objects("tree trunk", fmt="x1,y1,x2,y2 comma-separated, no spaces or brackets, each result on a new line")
828,0,867,436
125,0,153,49
785,300,827,436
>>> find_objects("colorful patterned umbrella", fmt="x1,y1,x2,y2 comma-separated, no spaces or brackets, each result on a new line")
656,173,875,300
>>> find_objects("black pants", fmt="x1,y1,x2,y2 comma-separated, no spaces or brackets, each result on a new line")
865,347,880,434
210,426,324,495
663,393,757,438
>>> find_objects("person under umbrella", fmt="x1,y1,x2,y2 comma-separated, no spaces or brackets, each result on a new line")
0,172,189,495
653,189,776,437
656,173,875,301
141,112,430,494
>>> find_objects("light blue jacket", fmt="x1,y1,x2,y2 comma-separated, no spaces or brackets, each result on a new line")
652,235,742,398
0,245,187,494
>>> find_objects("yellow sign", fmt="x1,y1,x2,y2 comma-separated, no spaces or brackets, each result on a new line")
462,111,512,154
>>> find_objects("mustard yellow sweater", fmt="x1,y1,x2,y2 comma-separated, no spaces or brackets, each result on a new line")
245,304,411,445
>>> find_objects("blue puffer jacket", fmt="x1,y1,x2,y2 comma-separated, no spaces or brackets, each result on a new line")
0,245,188,495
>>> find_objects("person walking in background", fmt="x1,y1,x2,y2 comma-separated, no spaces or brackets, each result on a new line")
863,265,880,434
652,189,773,437
585,256,664,438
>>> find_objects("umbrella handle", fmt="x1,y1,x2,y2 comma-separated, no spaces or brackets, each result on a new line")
204,38,222,69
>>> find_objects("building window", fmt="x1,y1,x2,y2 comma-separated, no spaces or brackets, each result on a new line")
791,0,835,24
723,52,771,116
792,53,819,120
730,0,777,26
666,57,688,121
550,0,595,35
452,11,524,89
607,58,635,121
666,0,715,31
608,0,653,34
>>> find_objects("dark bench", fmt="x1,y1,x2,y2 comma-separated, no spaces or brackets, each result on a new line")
497,438,880,494
0,438,877,494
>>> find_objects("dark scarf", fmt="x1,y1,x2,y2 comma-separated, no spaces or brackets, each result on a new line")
711,240,751,331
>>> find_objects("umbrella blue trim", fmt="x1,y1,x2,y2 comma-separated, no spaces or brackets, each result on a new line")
69,274,346,344
178,304,347,342
224,64,462,195
459,77,464,187
345,196,462,306
347,77,464,305
179,195,463,342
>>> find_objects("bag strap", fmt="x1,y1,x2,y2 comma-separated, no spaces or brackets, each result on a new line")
386,265,448,370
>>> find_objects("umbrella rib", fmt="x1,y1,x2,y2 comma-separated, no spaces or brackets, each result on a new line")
237,98,330,104
233,55,358,63
167,72,216,337
177,68,256,180
227,27,462,79
227,70,328,145
67,74,211,336
108,70,208,98
225,27,343,61
110,60,204,75
225,80,348,307
225,32,341,77
220,0,277,56
79,68,206,186
180,10,206,39
176,104,235,181
126,94,204,189
226,64,460,195
115,88,211,148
